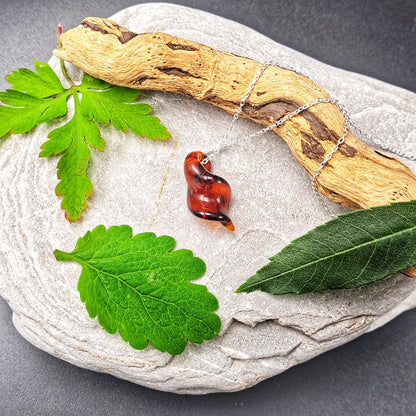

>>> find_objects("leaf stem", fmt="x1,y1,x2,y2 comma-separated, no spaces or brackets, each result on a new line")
54,249,74,262
57,24,75,88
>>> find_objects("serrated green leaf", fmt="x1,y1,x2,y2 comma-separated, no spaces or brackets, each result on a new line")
54,225,220,355
77,73,170,140
0,87,69,137
0,61,69,138
41,92,100,222
0,61,68,138
78,72,112,90
55,137,92,222
6,61,65,98
237,201,416,295
33,61,65,88
1,62,170,222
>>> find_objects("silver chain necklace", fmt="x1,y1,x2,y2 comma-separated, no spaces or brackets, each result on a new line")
204,61,415,164
184,62,415,229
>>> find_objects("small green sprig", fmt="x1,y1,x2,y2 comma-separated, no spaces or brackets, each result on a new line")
0,25,170,222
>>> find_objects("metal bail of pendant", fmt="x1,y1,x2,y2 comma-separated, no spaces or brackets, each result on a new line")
184,151,235,231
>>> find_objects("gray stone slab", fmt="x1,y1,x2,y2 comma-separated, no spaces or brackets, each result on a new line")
0,3,415,395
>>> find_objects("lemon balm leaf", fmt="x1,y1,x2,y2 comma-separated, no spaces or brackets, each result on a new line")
54,225,221,355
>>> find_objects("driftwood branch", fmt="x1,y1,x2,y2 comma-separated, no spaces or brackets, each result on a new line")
54,17,416,277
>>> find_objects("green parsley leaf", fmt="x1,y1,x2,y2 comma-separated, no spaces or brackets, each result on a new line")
0,61,70,136
78,73,170,140
236,200,416,295
43,92,96,222
0,62,171,222
54,225,221,355
6,61,66,98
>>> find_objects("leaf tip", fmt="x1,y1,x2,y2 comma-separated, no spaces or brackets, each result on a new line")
64,209,83,224
159,131,171,141
235,279,258,294
234,285,245,294
194,256,207,278
39,147,48,158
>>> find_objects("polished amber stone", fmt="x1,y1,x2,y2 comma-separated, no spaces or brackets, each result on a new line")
184,151,235,231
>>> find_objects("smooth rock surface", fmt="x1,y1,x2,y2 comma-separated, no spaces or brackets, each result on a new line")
0,3,416,394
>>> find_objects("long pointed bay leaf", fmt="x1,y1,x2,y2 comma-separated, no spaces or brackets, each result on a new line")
236,200,416,295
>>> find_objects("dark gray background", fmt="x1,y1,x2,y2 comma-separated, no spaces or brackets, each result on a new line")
0,1,415,415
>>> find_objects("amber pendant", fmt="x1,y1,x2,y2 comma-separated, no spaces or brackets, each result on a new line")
184,151,235,231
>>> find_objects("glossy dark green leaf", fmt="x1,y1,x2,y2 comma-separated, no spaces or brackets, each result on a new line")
237,201,416,295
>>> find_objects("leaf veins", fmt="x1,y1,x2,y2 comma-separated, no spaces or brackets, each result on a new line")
54,225,221,355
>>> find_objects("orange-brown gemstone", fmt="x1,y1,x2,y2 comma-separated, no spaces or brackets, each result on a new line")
184,151,234,231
